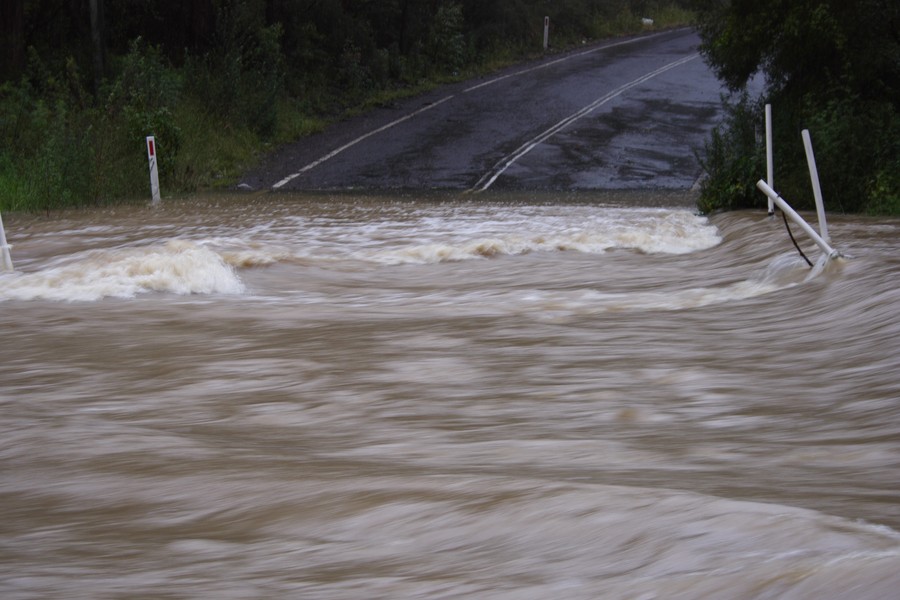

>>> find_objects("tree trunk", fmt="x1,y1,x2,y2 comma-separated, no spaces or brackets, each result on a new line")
0,0,25,82
89,0,105,91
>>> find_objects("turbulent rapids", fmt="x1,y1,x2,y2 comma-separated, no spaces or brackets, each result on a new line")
1,193,898,599
1,199,800,305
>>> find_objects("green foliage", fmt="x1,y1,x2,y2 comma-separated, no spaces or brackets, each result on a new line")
867,163,900,215
171,98,258,190
798,95,899,214
697,93,765,213
105,39,182,183
0,56,106,211
424,3,468,73
695,0,900,214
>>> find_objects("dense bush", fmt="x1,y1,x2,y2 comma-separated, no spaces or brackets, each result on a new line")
694,0,899,215
696,92,765,214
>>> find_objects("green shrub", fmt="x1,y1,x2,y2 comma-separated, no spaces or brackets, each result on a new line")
0,57,102,210
697,93,765,214
104,38,182,183
801,95,899,214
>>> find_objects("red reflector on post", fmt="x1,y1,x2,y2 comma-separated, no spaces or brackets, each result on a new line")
148,139,155,157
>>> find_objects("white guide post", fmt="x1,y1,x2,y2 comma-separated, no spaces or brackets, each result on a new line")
756,180,838,258
765,104,774,215
0,211,13,272
801,129,830,243
543,17,550,50
146,135,161,204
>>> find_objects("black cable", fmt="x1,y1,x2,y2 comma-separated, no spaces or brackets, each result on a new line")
780,209,813,267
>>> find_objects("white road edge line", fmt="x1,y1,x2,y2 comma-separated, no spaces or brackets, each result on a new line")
462,31,670,94
272,95,456,189
468,54,698,193
271,31,682,189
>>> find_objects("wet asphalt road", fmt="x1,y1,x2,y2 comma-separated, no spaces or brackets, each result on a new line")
242,28,728,193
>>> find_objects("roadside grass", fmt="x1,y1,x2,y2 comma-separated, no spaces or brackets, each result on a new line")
171,100,258,192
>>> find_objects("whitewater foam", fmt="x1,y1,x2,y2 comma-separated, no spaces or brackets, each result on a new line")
0,240,245,302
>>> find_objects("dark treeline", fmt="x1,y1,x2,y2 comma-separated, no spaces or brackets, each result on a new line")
0,0,693,210
3,1,685,89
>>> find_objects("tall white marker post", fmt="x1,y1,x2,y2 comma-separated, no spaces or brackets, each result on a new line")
0,211,13,272
801,129,830,243
146,135,161,204
543,17,550,50
765,104,775,215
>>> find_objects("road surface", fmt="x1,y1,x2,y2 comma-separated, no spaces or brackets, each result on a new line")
242,28,728,193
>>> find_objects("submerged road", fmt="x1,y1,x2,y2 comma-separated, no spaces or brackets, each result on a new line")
243,28,728,193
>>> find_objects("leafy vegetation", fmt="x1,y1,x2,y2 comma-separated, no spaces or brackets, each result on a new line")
0,0,693,211
694,0,899,215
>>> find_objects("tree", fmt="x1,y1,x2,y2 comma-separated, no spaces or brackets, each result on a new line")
693,0,900,213
0,0,26,81
695,0,899,102
88,0,105,91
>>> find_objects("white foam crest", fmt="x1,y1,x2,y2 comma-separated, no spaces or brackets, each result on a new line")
0,240,245,302
362,212,721,265
369,237,533,265
588,211,723,255
210,241,296,268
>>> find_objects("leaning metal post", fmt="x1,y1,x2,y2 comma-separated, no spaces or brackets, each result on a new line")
801,129,830,243
756,180,839,259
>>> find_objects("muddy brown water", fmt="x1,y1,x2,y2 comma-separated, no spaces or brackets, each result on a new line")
1,192,899,598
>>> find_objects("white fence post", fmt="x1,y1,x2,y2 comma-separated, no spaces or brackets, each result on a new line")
0,211,13,272
765,104,775,215
146,135,161,204
543,17,550,50
801,129,830,243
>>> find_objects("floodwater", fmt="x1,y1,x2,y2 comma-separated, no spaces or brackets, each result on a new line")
1,192,899,599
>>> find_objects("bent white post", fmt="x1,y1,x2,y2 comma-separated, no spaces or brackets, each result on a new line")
146,135,161,204
756,180,838,259
801,129,830,243
765,104,774,215
0,211,13,272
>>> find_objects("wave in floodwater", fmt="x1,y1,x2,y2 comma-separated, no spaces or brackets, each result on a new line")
1,194,899,599
0,240,245,301
0,202,826,309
